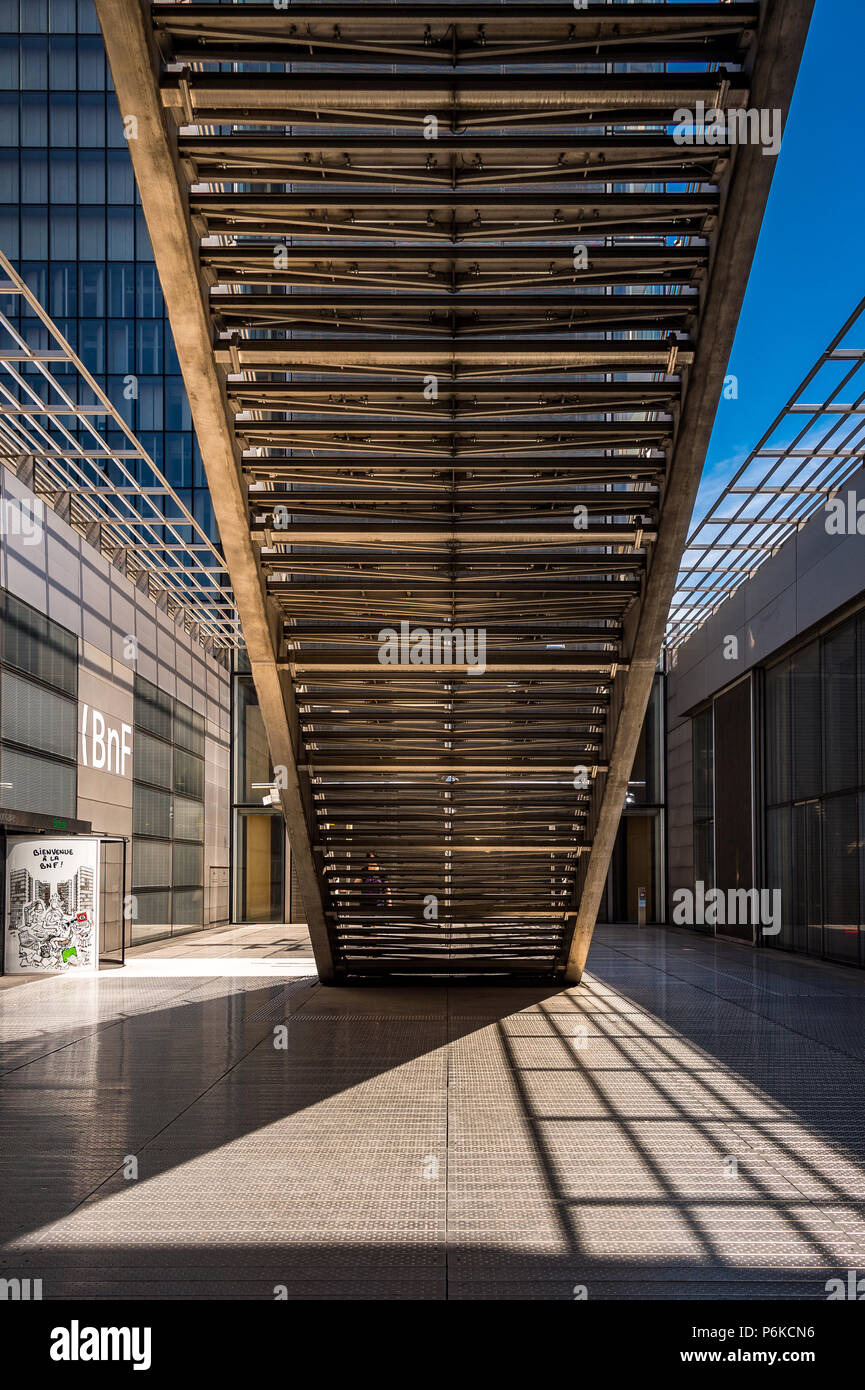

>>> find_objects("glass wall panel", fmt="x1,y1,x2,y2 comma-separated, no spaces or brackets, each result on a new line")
693,706,714,821
133,675,171,740
0,745,75,817
823,620,858,794
173,747,203,800
235,675,271,803
2,0,216,546
131,890,170,942
694,819,715,895
173,842,203,888
0,668,76,758
173,796,203,843
134,729,171,789
822,794,860,964
765,657,791,805
763,611,865,965
173,702,204,756
791,640,822,801
131,838,170,890
235,810,284,923
692,705,714,890
132,673,206,940
628,673,663,805
172,887,203,927
1,591,77,695
765,805,794,951
133,784,170,839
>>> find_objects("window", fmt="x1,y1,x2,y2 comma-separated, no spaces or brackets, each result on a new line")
173,701,204,756
0,590,79,820
49,148,75,201
133,784,171,839
174,747,203,800
132,675,205,940
48,35,74,89
78,149,105,203
791,640,822,801
173,842,203,888
692,706,714,889
234,675,272,802
134,675,171,740
0,746,75,819
1,591,77,696
822,794,860,964
823,622,858,794
173,796,203,843
764,612,864,964
134,730,171,789
49,93,75,145
172,888,204,926
131,839,170,890
1,668,76,759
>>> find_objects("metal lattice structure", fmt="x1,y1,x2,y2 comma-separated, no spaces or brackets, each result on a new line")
0,249,240,651
667,294,865,649
94,0,813,982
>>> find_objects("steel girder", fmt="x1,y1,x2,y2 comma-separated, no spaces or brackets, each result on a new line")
95,0,813,982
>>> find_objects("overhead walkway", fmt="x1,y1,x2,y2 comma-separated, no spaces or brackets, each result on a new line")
94,0,813,983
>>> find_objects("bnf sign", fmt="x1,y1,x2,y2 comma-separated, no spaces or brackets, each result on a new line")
80,704,132,777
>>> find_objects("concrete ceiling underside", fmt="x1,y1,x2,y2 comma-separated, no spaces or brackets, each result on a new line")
95,0,813,983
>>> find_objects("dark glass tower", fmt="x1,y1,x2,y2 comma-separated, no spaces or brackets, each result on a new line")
0,0,216,543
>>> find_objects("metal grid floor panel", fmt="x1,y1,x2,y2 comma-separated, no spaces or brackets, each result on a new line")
3,926,865,1298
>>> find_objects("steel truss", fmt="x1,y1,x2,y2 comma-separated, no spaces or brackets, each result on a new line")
94,0,813,981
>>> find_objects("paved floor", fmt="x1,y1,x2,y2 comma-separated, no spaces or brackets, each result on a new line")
126,920,315,961
2,924,865,1299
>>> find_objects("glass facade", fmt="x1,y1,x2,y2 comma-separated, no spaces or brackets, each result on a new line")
232,654,285,923
131,674,205,941
0,0,216,546
606,673,665,923
0,590,78,819
763,609,865,965
691,606,865,965
692,705,715,891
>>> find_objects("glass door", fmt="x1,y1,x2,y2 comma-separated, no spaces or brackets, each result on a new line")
98,838,126,966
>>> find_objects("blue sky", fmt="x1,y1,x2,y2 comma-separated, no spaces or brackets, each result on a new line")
692,0,865,522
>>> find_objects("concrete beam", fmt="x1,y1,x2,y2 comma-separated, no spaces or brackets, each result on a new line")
564,0,816,983
93,0,338,982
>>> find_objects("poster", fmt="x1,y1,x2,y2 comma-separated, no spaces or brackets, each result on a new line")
5,837,100,974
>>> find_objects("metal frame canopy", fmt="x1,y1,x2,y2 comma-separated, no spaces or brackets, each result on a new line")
0,250,239,651
94,0,813,984
667,295,865,650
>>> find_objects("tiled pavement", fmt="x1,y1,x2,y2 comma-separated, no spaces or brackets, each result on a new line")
2,924,865,1299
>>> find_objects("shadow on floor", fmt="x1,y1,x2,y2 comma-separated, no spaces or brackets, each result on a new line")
1,927,865,1298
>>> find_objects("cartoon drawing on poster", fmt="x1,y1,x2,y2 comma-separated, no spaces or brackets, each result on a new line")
5,838,99,973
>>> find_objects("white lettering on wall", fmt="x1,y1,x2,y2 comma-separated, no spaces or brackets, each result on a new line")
80,704,133,777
